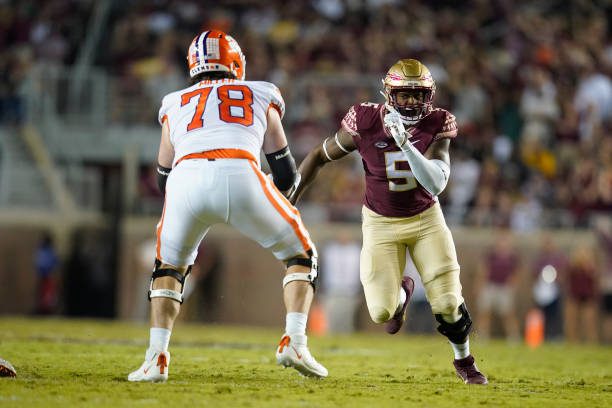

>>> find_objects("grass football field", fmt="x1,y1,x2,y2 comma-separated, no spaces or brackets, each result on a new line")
0,317,610,407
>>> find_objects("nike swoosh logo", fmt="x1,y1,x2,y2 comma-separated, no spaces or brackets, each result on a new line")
291,346,302,359
143,368,149,374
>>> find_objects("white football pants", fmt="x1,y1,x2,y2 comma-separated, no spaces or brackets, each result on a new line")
155,158,314,267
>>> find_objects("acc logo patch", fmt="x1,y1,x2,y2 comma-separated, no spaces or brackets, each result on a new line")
375,141,388,149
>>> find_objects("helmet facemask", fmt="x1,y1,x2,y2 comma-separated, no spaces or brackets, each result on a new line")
385,87,434,125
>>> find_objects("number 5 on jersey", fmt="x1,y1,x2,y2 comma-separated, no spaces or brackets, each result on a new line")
385,151,417,191
181,84,254,131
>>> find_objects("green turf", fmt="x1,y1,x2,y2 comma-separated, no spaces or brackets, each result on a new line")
0,317,610,407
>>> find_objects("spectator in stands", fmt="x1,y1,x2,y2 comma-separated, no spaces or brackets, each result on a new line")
568,155,600,227
452,69,490,133
476,230,521,341
446,146,480,225
510,190,543,233
1,0,609,228
573,57,612,142
519,65,559,146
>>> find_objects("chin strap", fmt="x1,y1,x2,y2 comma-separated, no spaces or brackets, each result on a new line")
380,90,423,126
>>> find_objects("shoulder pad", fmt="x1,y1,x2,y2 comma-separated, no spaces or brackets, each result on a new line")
433,109,457,140
255,81,285,119
341,102,381,136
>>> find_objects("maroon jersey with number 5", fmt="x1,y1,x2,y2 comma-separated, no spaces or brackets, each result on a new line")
341,102,457,217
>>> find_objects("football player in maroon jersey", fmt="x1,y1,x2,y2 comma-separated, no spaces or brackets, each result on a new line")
290,59,488,385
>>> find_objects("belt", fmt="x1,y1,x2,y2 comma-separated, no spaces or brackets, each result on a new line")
176,148,258,165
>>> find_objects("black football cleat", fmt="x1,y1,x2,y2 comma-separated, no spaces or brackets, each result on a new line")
385,276,415,334
453,355,488,385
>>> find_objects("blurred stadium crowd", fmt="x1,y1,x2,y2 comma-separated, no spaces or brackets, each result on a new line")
1,0,610,228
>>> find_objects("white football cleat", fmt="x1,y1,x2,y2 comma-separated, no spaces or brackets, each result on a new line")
0,358,16,377
128,350,170,382
276,334,328,378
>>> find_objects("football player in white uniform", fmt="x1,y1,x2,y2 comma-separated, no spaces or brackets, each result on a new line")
128,30,327,382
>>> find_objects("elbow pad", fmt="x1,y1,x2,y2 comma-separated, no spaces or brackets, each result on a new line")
156,164,171,194
265,146,297,191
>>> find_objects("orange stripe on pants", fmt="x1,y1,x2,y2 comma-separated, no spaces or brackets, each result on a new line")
156,198,167,260
248,161,311,253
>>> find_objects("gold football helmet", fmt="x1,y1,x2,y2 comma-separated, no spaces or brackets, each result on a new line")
382,59,436,124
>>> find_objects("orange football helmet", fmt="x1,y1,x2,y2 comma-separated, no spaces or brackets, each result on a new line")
382,59,436,124
187,30,246,80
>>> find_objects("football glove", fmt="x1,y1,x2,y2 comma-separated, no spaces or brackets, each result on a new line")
383,105,410,148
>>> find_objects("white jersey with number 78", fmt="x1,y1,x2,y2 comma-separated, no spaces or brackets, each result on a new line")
158,79,285,167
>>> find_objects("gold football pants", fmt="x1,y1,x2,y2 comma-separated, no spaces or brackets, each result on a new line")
360,203,464,323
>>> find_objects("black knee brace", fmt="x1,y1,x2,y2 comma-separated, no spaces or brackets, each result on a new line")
435,303,472,344
148,259,192,303
283,249,319,291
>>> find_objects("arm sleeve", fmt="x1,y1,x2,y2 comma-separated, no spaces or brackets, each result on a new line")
265,146,297,192
398,141,450,196
156,164,171,194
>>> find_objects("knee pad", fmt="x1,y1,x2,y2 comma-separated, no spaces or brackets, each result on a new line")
368,305,392,324
148,259,192,304
435,303,472,344
283,249,319,291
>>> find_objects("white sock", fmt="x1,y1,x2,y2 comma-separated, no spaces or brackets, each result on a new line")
285,312,308,335
395,286,407,314
450,338,470,360
441,311,470,359
146,327,171,359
